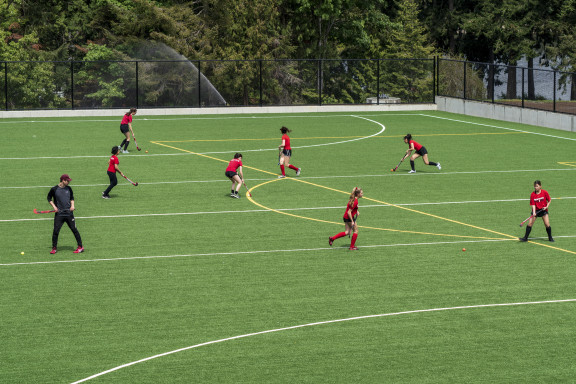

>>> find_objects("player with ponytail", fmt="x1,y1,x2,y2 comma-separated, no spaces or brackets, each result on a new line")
403,133,441,173
328,187,363,250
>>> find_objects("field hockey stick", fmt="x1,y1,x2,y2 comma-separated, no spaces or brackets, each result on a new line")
391,154,409,172
277,150,281,165
242,180,252,197
131,132,141,151
33,208,56,214
122,174,139,186
519,209,543,227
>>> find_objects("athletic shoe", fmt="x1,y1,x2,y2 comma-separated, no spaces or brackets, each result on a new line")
102,194,110,199
437,163,442,170
408,170,416,174
296,168,301,176
278,175,286,178
50,247,57,254
349,246,359,250
73,246,84,254
329,237,334,246
117,146,122,150
549,238,555,242
232,194,240,199
518,237,528,242
122,150,129,154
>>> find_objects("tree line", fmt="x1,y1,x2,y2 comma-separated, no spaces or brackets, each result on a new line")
1,0,575,108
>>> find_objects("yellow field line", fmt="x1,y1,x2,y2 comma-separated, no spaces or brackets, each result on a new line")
558,162,576,167
150,140,576,255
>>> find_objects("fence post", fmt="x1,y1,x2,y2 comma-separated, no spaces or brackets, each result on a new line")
198,60,202,108
70,61,74,109
259,60,263,107
135,61,139,109
463,61,467,99
521,67,525,108
433,56,437,102
553,70,557,112
491,64,495,103
377,59,380,105
318,59,322,105
4,62,8,110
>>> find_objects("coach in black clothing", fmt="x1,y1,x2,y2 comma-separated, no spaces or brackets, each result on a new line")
47,174,84,254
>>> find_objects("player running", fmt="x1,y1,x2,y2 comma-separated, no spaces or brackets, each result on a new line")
225,153,245,198
118,108,137,154
328,187,363,250
47,174,84,254
404,134,441,173
519,180,554,242
278,126,301,178
102,146,125,199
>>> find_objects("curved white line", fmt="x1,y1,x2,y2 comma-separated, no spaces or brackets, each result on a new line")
71,299,576,383
201,115,386,154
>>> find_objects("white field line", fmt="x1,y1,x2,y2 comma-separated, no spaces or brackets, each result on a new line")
4,237,576,267
2,168,576,190
3,197,576,223
419,113,576,141
70,298,576,383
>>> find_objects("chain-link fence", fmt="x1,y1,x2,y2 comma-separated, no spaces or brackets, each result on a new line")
0,58,435,110
438,58,576,115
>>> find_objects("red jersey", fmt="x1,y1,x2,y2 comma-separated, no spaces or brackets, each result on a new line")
282,134,291,150
107,155,119,173
343,198,359,219
530,189,551,211
121,114,133,125
226,158,243,172
409,140,422,151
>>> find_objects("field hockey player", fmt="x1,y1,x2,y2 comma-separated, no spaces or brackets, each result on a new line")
519,180,554,242
328,187,363,250
225,153,245,198
278,126,301,178
403,134,441,173
102,146,126,199
118,108,137,154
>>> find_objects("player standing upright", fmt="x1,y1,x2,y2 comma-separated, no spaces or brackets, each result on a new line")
118,108,137,154
47,174,84,254
225,153,245,198
102,146,125,199
519,180,554,242
404,134,441,173
278,126,301,178
328,187,363,250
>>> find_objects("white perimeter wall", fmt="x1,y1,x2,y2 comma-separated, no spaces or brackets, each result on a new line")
436,96,576,132
0,103,436,119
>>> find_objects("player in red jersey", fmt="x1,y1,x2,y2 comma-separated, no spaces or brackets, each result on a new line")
519,180,554,242
328,187,363,250
404,134,441,173
102,146,125,199
278,126,301,178
118,108,137,154
225,153,245,198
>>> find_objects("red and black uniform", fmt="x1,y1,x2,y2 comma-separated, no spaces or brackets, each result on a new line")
280,134,300,176
225,158,243,178
329,198,360,249
47,185,82,249
103,154,119,197
521,189,553,242
408,140,438,171
119,113,133,150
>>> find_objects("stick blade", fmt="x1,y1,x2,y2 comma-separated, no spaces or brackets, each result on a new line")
33,209,38,214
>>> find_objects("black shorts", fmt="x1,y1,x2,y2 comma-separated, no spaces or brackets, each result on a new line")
343,217,357,223
225,171,238,179
282,149,292,157
534,210,548,218
120,124,130,134
416,146,428,156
